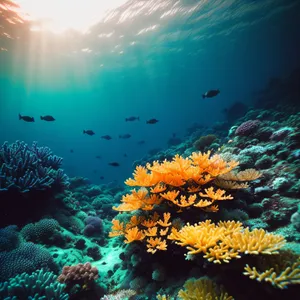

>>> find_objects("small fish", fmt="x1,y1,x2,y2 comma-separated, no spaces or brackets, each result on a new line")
100,176,104,180
125,116,139,122
137,140,145,145
101,135,112,140
202,89,220,99
108,162,120,167
146,118,159,124
119,134,131,139
40,115,55,121
19,114,34,122
96,155,102,159
124,153,127,157
70,149,74,153
83,130,95,136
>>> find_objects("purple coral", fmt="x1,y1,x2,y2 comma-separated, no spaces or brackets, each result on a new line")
235,120,260,136
0,141,69,193
83,216,103,236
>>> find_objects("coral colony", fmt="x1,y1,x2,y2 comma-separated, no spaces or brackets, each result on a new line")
1,73,300,298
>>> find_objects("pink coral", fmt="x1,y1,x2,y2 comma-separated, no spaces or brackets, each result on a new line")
235,120,260,136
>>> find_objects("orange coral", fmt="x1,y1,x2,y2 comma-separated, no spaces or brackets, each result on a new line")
110,151,262,255
124,227,145,243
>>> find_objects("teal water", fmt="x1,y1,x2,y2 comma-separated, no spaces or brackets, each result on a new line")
1,0,300,184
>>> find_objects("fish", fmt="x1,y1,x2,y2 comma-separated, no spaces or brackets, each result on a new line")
124,153,127,157
146,118,159,124
40,115,55,121
202,89,220,99
125,116,139,122
137,140,145,145
101,135,112,140
100,176,104,180
95,155,102,159
83,130,95,135
108,162,120,167
19,114,34,122
93,170,97,174
70,149,74,153
119,134,131,139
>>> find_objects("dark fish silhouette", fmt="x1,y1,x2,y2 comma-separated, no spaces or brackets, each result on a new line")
93,170,97,174
108,162,120,167
101,135,112,140
96,155,102,159
70,149,74,153
125,116,139,122
40,115,55,121
146,118,159,124
83,130,95,135
137,140,145,145
100,176,104,180
202,89,220,99
19,114,34,122
119,134,131,139
124,153,127,157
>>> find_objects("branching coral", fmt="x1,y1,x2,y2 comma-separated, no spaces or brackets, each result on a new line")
177,277,234,300
0,141,69,193
110,151,262,254
243,250,300,289
168,220,285,263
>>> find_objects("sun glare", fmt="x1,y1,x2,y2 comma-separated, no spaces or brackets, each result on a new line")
16,0,128,33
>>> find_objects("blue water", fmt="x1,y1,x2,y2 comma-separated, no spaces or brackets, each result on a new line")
1,0,300,184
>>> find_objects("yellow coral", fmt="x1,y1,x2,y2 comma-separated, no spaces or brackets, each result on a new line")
243,260,300,289
243,250,300,289
168,220,285,263
177,277,234,300
156,295,172,300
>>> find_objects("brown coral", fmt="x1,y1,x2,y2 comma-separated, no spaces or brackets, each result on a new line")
57,262,98,289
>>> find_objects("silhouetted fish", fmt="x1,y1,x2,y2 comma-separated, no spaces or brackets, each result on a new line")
83,130,95,135
108,162,120,167
137,140,145,145
202,89,220,99
100,176,104,180
119,134,131,139
19,114,34,122
40,115,55,121
146,118,159,124
70,149,74,153
101,135,112,140
124,153,127,157
93,170,97,174
96,155,102,159
125,116,139,122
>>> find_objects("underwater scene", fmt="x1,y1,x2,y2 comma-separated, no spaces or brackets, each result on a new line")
0,0,300,299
